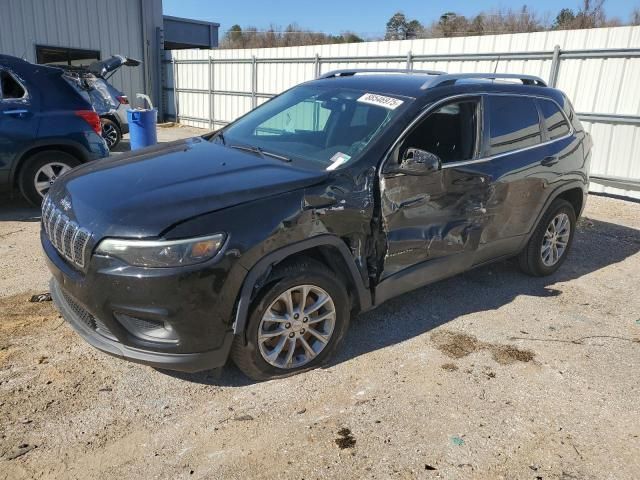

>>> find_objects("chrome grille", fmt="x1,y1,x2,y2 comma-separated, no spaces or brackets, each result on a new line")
42,197,92,269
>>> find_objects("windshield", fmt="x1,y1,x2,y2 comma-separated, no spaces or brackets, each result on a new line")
215,85,411,170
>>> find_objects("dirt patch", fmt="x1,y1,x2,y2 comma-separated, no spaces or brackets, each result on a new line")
0,293,59,367
431,330,535,365
491,344,536,364
441,363,459,371
432,332,479,358
335,427,356,449
0,347,9,366
0,293,58,335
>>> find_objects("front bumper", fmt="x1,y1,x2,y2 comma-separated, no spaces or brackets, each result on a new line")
43,230,240,373
50,278,232,372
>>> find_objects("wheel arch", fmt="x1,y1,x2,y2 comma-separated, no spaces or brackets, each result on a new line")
522,181,587,248
101,114,123,130
232,235,372,338
555,187,585,218
11,141,88,188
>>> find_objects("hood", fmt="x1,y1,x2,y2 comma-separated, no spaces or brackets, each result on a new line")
88,55,141,78
49,137,328,239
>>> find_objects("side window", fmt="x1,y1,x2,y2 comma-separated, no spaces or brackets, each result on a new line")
403,99,479,164
487,96,541,156
0,71,26,100
538,98,571,140
255,100,331,136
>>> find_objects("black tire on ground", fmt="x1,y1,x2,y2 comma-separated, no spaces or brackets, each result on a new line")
518,198,577,277
18,150,81,206
101,118,122,150
231,258,351,381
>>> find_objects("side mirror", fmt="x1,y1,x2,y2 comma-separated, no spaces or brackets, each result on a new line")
394,148,442,176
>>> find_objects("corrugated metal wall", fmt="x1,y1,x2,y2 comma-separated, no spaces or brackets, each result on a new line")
0,0,146,100
166,25,640,199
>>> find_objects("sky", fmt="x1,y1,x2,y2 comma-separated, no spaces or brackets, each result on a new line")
163,0,638,38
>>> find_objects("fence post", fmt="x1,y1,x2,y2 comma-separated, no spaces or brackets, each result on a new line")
315,53,321,77
208,57,213,130
172,58,178,122
156,26,164,121
251,56,257,109
406,50,413,71
549,45,561,87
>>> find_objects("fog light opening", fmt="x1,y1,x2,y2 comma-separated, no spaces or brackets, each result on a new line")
114,312,179,344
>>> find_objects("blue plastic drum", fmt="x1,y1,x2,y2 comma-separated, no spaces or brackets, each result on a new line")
127,108,158,150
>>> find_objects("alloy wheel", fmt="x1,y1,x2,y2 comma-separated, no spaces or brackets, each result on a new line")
34,162,72,198
102,123,118,148
541,212,571,266
258,284,336,369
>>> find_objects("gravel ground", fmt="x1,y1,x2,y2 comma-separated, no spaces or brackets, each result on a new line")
1,126,639,479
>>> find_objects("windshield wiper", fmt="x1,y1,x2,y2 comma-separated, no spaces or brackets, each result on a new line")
229,144,291,163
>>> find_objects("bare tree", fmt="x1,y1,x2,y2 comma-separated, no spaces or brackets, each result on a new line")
574,0,607,28
220,0,631,49
220,23,365,49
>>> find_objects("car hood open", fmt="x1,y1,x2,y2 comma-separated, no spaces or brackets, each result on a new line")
48,137,329,238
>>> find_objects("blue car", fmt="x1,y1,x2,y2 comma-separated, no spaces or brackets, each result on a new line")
0,54,109,205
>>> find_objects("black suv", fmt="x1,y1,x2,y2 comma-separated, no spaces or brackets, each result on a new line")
43,70,591,380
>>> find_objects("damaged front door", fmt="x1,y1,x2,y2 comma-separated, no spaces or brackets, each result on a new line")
376,96,493,303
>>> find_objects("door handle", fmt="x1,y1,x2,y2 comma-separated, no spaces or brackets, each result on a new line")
541,156,559,167
2,109,29,116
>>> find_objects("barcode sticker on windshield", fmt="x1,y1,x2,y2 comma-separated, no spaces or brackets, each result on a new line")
357,93,404,110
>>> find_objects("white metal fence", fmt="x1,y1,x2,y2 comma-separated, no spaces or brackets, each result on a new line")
164,26,640,199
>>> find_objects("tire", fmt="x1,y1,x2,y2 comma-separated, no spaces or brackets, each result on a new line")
101,118,122,150
518,198,576,277
19,151,81,206
231,259,351,381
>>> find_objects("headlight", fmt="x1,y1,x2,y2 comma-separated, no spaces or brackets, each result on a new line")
95,234,225,267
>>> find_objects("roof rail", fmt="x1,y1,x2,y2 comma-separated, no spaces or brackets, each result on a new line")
421,73,547,89
318,68,446,79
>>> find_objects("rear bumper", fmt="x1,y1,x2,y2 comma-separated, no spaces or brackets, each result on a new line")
50,278,233,372
85,132,110,160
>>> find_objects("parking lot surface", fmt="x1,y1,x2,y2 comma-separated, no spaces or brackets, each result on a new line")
1,126,639,479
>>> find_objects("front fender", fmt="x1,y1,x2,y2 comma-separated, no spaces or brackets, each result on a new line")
232,234,372,335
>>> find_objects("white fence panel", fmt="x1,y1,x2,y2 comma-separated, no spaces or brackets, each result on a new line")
165,26,640,199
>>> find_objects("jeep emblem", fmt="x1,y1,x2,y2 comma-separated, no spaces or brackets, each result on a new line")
60,197,72,211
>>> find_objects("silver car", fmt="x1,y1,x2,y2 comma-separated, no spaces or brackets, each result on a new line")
61,55,140,150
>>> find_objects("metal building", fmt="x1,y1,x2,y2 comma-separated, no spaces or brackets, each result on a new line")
0,0,218,116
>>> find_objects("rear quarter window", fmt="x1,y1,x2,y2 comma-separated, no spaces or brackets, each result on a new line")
538,98,571,140
487,95,541,156
0,70,27,100
561,94,584,133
